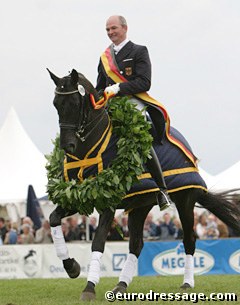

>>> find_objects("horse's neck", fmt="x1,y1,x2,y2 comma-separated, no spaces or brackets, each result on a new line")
75,110,109,158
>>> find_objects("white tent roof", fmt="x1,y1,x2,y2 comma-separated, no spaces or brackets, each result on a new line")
0,108,47,203
210,161,240,192
198,166,215,189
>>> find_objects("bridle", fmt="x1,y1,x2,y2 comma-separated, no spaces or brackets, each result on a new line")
55,89,79,95
55,87,106,142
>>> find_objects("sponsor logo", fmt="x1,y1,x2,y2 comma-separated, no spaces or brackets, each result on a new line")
152,243,214,275
229,250,240,273
22,249,38,277
49,265,65,274
112,254,127,271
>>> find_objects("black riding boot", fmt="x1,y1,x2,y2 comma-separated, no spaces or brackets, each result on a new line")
146,147,173,210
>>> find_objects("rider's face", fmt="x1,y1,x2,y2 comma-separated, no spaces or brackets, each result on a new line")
106,17,127,46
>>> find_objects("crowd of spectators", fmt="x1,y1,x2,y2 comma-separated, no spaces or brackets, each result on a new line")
0,210,239,245
0,215,98,245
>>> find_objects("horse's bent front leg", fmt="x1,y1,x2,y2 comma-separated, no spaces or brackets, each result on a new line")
81,209,115,301
49,206,80,278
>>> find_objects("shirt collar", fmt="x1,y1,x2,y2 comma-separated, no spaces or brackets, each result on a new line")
113,39,129,54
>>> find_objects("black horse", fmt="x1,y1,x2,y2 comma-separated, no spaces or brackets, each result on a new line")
48,69,240,301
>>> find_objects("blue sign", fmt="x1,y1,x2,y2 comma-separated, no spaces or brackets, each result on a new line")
138,238,240,276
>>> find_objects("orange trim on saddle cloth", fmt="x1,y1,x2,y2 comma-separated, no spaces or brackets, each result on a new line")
64,120,112,182
101,47,198,167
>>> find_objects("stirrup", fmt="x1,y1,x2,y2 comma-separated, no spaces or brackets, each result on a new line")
158,190,172,211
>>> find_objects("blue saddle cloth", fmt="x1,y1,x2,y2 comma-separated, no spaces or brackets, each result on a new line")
128,126,207,196
65,126,207,197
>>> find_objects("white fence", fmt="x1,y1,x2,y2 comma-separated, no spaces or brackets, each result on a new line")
0,242,132,279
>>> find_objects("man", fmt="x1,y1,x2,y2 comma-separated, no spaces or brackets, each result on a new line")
0,217,7,243
96,15,172,210
160,213,176,240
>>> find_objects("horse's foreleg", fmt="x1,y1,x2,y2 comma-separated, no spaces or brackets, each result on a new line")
49,206,80,278
81,209,115,301
112,205,152,294
174,190,197,289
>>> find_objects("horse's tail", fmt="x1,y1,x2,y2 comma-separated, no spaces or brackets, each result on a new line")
197,191,240,233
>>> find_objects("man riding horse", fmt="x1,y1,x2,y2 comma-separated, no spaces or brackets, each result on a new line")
96,15,173,211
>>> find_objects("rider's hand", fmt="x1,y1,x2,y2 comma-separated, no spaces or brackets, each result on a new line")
104,83,120,96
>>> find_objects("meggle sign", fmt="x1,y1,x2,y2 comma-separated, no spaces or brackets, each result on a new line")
152,244,214,275
229,250,240,273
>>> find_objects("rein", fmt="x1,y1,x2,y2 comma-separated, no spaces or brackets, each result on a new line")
75,111,108,143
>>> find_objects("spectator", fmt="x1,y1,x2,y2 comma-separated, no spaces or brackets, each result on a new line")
4,222,18,245
61,221,76,242
89,216,98,240
206,214,219,239
0,217,7,243
120,216,129,238
216,219,229,238
196,213,208,239
18,224,35,244
159,213,176,240
228,226,240,238
143,213,161,239
193,211,199,238
107,218,123,241
78,216,87,241
66,216,81,239
35,220,52,244
21,216,35,236
173,218,183,240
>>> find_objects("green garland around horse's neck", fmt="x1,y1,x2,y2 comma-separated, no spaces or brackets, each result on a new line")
45,96,153,216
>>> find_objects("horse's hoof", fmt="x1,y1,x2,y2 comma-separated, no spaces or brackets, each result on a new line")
80,291,96,301
64,258,81,278
112,283,127,295
180,283,192,289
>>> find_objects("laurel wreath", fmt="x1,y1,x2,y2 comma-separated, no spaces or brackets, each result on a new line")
45,97,153,216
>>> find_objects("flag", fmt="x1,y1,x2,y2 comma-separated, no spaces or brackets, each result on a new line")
26,185,42,230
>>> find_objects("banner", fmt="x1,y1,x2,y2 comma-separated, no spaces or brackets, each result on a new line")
0,242,132,279
1,239,239,279
138,238,240,276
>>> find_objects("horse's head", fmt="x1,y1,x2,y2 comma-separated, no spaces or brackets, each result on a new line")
48,69,100,155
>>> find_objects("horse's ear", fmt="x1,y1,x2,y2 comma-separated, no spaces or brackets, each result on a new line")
70,69,79,85
47,68,60,86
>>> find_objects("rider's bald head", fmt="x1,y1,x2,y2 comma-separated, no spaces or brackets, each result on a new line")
106,15,127,27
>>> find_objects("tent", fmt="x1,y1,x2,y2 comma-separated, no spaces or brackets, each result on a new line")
198,166,215,189
210,161,240,192
0,108,47,220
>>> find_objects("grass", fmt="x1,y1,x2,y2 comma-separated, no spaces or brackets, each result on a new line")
0,275,239,305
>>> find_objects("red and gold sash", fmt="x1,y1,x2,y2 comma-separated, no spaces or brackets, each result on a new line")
101,47,198,167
